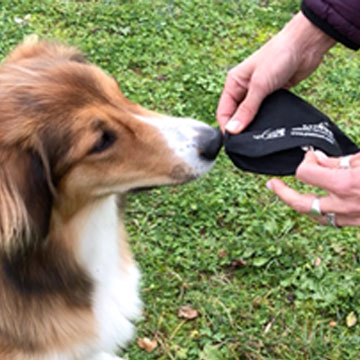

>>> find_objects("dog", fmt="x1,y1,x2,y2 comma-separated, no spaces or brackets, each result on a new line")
0,36,222,359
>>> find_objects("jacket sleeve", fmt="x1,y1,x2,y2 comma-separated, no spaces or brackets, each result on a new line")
301,0,360,50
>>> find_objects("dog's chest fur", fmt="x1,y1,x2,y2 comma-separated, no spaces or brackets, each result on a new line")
75,195,141,354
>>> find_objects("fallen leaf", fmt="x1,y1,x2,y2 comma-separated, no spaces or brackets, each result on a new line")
14,14,31,24
230,258,247,268
156,74,169,82
346,312,357,328
218,249,227,258
252,297,260,308
264,318,275,334
314,257,321,268
178,305,199,320
137,337,157,352
333,244,345,255
190,330,199,339
329,321,337,328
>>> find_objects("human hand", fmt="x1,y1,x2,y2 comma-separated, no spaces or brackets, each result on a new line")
267,151,360,227
217,12,336,134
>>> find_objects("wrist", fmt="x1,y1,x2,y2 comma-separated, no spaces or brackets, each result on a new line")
282,12,336,58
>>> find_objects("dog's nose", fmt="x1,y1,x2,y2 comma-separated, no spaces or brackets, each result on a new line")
197,127,223,161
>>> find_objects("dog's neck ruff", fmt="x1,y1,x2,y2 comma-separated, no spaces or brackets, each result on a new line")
74,195,141,353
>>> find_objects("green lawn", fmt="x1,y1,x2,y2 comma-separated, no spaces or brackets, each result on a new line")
1,1,360,359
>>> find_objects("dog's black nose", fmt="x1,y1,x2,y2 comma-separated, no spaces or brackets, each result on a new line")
197,127,223,161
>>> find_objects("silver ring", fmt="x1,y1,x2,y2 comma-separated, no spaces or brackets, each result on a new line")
310,197,322,216
325,212,337,227
340,155,352,169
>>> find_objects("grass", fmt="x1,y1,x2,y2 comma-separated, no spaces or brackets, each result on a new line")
1,0,360,359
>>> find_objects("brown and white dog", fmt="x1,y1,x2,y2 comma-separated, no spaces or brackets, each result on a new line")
0,36,222,359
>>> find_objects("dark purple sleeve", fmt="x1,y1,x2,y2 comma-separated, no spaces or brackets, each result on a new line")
301,0,360,50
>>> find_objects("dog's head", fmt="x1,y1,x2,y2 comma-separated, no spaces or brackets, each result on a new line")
0,37,222,255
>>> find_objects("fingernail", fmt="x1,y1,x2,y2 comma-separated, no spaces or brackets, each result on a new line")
266,181,273,191
225,120,243,133
314,150,327,161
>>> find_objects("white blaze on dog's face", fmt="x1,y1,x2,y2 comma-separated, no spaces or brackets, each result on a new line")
134,114,219,179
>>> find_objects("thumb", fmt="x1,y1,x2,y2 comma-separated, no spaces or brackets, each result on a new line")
225,85,266,134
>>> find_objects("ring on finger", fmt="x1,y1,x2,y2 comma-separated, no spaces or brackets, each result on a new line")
340,155,352,169
310,197,322,217
325,212,338,228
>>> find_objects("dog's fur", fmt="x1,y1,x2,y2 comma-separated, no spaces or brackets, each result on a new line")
0,37,218,359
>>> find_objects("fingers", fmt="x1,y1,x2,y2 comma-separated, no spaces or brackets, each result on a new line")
318,214,360,227
266,179,317,214
217,61,270,134
267,184,360,226
295,151,355,194
225,84,266,134
216,88,245,133
314,151,360,169
216,65,251,133
267,178,342,214
313,150,338,168
267,177,360,220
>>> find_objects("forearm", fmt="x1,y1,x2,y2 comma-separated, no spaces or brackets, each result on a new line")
280,12,336,62
301,0,360,50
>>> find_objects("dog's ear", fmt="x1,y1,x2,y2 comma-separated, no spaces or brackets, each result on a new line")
0,147,54,257
4,34,41,63
5,35,87,65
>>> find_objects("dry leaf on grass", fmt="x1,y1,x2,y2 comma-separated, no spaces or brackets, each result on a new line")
137,337,158,353
346,312,357,328
230,258,247,268
264,318,276,334
178,305,199,320
314,257,321,268
217,249,228,258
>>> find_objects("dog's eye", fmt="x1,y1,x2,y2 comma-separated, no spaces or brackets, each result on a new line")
89,130,116,154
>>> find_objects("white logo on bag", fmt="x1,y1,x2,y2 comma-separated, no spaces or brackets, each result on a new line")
253,128,286,140
290,121,335,144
